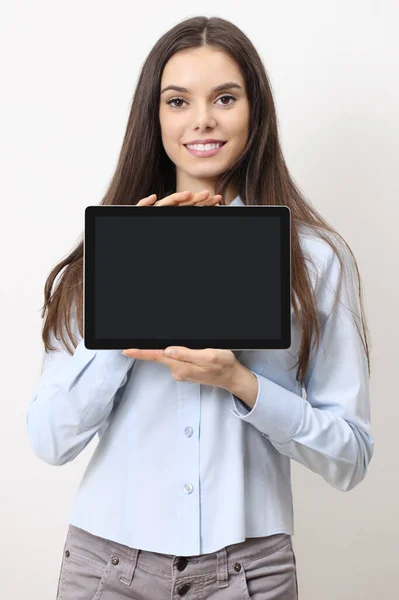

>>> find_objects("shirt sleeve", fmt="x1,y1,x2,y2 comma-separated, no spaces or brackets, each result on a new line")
26,322,135,466
230,241,374,492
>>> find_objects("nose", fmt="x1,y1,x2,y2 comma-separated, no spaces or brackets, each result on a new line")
192,102,217,130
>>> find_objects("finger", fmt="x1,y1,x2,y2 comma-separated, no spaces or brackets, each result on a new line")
196,195,222,206
136,194,157,206
122,349,165,361
164,346,215,364
179,190,210,206
155,191,191,206
205,194,222,205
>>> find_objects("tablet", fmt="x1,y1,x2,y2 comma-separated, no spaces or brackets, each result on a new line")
84,205,291,350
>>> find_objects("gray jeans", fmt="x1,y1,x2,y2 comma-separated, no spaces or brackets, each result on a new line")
56,523,298,599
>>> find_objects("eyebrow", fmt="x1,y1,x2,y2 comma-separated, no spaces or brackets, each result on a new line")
160,82,243,95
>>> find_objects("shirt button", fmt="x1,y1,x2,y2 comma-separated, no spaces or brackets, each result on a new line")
184,427,193,437
184,483,193,494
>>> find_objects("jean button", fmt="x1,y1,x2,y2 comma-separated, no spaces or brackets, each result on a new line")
176,557,188,571
177,582,191,595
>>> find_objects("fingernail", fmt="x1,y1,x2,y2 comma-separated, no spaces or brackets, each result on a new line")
165,348,177,357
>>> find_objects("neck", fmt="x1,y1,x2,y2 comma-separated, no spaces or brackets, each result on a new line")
175,176,239,205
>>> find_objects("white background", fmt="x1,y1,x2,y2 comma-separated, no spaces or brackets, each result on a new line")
1,1,397,598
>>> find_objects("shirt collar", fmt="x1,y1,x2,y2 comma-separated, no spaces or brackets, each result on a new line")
228,194,244,206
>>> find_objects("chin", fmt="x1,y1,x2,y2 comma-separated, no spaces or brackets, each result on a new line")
186,168,226,180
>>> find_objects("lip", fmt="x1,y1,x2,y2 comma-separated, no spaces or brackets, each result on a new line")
184,139,226,144
184,140,226,158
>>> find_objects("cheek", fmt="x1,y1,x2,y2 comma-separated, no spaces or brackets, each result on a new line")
160,122,184,149
159,110,178,140
237,111,250,138
226,110,249,142
228,128,249,154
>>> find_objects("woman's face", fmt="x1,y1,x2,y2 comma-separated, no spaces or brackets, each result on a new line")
159,46,250,197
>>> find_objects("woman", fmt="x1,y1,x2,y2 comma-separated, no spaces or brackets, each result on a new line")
26,15,373,600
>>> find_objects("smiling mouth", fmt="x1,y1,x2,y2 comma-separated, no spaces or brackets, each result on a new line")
184,141,227,157
184,141,226,148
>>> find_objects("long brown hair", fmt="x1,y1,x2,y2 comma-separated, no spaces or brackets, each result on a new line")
40,15,371,387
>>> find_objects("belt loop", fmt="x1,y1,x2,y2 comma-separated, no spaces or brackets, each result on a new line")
119,548,140,586
216,546,229,588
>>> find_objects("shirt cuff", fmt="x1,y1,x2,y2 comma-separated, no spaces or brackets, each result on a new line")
230,370,305,444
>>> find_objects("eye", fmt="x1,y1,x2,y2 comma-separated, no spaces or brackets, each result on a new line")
166,97,186,108
166,94,237,108
217,94,237,106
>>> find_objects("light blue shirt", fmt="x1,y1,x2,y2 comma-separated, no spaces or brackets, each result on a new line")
26,195,373,556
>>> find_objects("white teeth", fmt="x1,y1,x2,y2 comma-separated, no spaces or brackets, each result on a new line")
186,142,223,151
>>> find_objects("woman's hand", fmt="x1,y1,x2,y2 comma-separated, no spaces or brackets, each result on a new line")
121,346,239,390
137,190,221,206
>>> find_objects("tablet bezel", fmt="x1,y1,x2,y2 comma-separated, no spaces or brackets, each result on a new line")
84,205,291,350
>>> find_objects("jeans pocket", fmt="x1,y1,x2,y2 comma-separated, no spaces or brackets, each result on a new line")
57,530,114,600
290,542,299,598
239,539,298,599
55,540,68,599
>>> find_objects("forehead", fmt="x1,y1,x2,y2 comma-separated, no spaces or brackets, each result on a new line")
160,47,244,87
